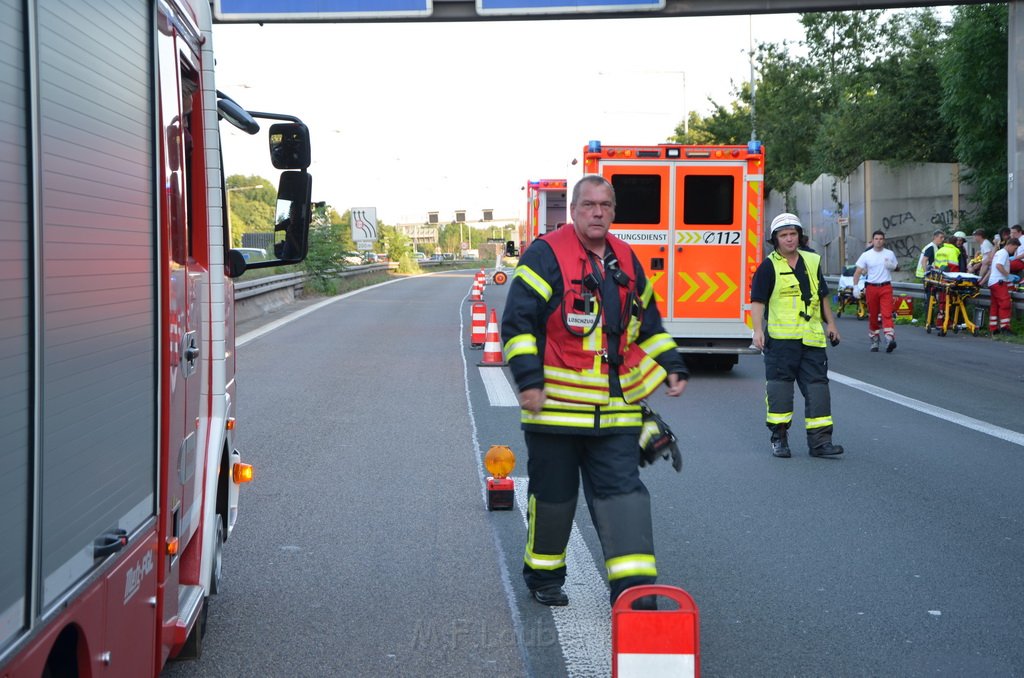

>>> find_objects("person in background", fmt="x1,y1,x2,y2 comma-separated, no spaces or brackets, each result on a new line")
916,230,945,279
951,231,969,270
500,175,688,609
980,226,1012,286
1009,225,1024,277
853,230,899,353
988,237,1020,336
751,213,843,459
968,228,994,276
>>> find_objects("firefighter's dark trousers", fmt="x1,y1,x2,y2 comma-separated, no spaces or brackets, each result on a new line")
763,337,835,448
522,430,656,604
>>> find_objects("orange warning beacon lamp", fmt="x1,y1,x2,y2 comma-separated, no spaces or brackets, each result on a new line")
484,445,516,511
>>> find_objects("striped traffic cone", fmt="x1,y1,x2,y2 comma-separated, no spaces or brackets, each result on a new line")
468,277,483,302
478,309,507,367
469,302,487,349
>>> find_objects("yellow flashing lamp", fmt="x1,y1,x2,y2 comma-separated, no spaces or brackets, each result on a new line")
484,445,516,478
166,537,179,556
232,462,254,484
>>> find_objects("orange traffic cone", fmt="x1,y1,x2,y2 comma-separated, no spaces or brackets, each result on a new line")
469,277,483,302
478,309,507,367
470,302,487,349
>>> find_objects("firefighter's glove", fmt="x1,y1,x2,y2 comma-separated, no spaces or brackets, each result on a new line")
638,403,682,473
852,286,862,299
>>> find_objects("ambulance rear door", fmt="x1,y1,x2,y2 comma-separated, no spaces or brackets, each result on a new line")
600,163,672,319
670,159,749,336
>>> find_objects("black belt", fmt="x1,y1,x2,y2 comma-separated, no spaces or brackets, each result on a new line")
864,282,891,287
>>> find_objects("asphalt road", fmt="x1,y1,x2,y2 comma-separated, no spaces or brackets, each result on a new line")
164,271,1024,678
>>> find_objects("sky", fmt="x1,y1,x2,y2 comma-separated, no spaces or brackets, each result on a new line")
211,13,808,226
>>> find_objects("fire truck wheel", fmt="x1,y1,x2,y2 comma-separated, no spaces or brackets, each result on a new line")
210,517,225,596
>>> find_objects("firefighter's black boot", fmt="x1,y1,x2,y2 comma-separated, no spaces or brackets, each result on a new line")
808,427,844,457
770,427,791,458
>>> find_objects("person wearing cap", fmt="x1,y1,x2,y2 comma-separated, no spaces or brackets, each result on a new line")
967,228,994,276
751,213,844,459
952,230,969,270
852,230,899,352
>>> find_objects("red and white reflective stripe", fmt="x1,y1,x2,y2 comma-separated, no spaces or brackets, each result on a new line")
617,653,695,677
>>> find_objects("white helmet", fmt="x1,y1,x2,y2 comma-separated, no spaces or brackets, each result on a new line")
769,213,803,243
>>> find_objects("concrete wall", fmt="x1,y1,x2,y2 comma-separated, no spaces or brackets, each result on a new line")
767,161,978,278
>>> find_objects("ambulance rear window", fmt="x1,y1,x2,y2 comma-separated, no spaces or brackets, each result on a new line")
610,174,661,224
683,175,734,225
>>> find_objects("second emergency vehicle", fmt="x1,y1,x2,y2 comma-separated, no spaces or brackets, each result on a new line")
583,140,766,370
521,179,568,252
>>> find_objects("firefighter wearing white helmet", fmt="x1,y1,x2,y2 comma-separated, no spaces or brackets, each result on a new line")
750,213,844,458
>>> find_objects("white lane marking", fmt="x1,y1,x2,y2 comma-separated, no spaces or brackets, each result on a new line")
830,371,1024,447
480,367,519,406
514,482,612,678
457,285,533,673
237,277,408,347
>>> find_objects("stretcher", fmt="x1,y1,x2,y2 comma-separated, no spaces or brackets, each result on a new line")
923,269,981,336
836,265,867,320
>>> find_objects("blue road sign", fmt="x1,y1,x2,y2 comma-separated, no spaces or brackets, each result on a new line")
477,0,663,15
214,0,432,21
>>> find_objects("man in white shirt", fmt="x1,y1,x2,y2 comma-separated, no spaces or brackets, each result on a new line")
968,228,994,275
988,237,1019,335
853,230,900,352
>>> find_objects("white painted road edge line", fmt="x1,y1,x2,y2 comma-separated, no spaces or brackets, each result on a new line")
829,370,1024,447
514,482,612,678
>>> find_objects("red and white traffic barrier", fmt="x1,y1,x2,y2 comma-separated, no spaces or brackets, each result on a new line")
470,302,487,349
612,585,700,678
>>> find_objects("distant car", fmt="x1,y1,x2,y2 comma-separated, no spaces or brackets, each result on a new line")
430,254,444,261
413,251,427,261
342,251,363,266
362,252,380,264
235,247,267,263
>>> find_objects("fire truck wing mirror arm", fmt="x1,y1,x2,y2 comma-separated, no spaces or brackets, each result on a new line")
216,93,260,135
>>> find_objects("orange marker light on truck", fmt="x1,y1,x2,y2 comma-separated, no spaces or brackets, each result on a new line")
232,462,254,484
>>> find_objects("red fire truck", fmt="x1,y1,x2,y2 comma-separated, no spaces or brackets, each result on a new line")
583,140,766,370
1,0,311,675
520,179,568,252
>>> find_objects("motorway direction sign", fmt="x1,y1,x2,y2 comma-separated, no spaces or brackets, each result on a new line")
476,0,663,15
213,0,432,21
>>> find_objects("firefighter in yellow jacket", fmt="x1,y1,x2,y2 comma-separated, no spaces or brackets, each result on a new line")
500,175,688,608
751,213,844,459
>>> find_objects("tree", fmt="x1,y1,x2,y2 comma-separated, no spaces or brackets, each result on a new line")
939,3,1008,230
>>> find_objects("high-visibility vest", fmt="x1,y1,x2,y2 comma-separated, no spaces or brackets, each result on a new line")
765,250,827,348
934,243,960,271
916,242,938,278
505,226,676,430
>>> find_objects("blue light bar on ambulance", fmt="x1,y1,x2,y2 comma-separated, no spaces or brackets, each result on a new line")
588,140,602,153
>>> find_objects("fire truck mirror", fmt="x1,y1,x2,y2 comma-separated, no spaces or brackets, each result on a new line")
226,249,247,278
268,122,310,170
272,170,312,262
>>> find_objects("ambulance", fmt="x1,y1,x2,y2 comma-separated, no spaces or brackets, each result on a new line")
583,140,766,370
521,179,568,252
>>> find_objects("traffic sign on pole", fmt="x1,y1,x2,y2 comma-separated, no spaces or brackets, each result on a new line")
477,0,663,16
214,0,431,21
